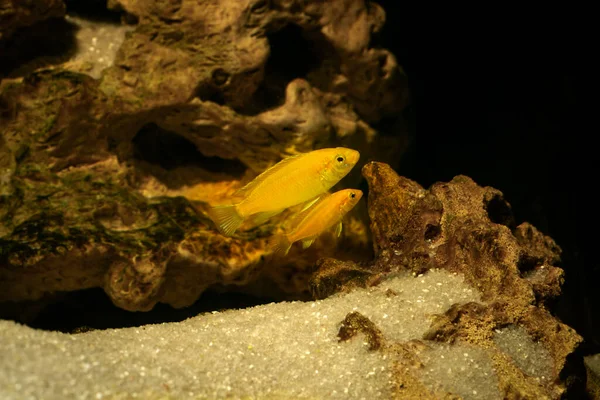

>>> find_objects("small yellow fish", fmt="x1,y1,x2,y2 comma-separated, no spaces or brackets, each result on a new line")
208,148,360,236
268,189,363,256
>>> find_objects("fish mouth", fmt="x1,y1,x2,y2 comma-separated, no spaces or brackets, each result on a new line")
354,190,364,201
347,150,360,165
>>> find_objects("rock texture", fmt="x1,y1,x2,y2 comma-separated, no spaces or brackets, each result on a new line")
0,0,408,313
310,162,583,398
0,0,65,43
585,354,600,399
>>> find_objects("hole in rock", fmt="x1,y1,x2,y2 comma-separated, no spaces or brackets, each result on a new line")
517,254,542,274
559,348,588,398
240,23,323,115
4,288,278,333
132,123,247,176
64,0,123,23
424,224,441,242
485,194,516,229
195,83,226,106
0,18,78,77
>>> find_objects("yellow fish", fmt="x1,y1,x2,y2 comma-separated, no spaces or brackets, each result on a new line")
268,188,363,256
208,147,360,236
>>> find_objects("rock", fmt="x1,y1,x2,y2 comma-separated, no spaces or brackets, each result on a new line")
0,0,65,43
585,354,600,399
105,0,408,122
1,2,583,395
0,159,584,398
309,162,583,398
0,0,408,313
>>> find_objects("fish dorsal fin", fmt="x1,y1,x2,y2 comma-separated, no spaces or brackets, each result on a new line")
302,237,316,249
333,221,343,237
234,153,303,198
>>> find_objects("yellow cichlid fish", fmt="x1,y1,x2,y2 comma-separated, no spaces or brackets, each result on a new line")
208,147,360,236
268,188,363,256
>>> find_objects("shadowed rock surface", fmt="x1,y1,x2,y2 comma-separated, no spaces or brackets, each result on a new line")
1,0,408,314
0,0,65,43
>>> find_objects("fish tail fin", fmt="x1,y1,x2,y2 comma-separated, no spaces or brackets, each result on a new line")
267,234,292,257
208,204,244,236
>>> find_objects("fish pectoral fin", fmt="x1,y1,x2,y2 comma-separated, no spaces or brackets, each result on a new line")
268,234,292,256
333,221,343,237
233,153,303,197
251,209,283,226
299,196,322,213
301,237,316,249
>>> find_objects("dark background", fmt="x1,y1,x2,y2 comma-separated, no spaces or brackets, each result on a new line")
376,2,596,354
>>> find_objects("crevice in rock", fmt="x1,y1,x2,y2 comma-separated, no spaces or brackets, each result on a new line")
194,82,227,106
265,23,320,89
559,347,588,398
64,0,123,23
131,123,247,177
0,18,78,77
517,253,542,275
484,193,516,229
2,288,278,333
239,23,323,116
424,223,441,242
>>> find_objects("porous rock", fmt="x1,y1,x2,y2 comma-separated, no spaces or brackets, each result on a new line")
0,0,408,313
309,162,583,398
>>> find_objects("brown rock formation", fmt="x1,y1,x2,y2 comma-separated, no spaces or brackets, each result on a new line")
310,162,583,398
0,1,408,313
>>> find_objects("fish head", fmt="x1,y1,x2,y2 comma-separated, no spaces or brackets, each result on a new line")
338,189,363,211
324,147,360,182
346,189,363,205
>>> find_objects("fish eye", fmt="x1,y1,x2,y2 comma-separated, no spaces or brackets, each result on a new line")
336,156,345,163
350,192,356,199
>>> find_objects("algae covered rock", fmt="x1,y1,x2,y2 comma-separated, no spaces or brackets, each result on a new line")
0,0,408,313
